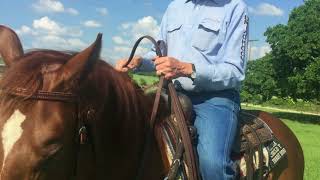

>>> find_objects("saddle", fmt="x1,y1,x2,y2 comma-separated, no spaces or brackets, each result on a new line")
154,91,287,180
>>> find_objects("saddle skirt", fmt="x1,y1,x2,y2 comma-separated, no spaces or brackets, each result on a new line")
155,93,287,180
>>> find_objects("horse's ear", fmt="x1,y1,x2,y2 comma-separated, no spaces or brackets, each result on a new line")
62,33,102,83
0,25,24,66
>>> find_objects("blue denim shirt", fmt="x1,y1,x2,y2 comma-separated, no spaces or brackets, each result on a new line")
139,0,249,92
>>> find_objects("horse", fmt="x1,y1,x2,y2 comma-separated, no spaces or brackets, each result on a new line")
0,25,304,180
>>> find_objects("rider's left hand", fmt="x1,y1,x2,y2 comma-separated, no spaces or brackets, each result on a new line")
154,56,193,80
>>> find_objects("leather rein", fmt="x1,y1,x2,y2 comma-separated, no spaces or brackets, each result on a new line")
125,36,199,180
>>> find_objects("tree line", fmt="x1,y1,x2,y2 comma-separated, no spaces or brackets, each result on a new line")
241,0,320,103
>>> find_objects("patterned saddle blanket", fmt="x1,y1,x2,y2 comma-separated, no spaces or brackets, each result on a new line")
155,93,287,180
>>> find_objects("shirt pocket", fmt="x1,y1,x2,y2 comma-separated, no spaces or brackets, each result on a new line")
166,23,183,50
167,23,182,33
192,18,222,52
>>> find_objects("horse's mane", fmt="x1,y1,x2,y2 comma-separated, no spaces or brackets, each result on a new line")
0,49,153,125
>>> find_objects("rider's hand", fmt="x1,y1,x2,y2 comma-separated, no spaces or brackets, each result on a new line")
154,56,193,79
115,56,142,72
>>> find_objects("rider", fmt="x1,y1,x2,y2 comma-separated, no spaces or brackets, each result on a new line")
116,0,249,179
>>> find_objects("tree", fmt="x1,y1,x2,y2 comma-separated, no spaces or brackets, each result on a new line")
264,0,320,101
0,57,3,64
241,54,278,102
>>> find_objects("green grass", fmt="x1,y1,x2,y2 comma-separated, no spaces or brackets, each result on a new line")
132,73,159,86
260,98,320,114
243,106,320,180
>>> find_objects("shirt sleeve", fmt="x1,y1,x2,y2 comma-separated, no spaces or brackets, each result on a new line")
138,11,168,72
193,4,249,91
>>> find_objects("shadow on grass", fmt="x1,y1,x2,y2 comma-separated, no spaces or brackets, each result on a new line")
270,112,320,125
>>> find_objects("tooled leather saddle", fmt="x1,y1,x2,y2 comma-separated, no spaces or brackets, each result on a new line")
154,91,287,180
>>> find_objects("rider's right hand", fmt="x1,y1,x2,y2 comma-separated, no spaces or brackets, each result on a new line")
115,56,142,72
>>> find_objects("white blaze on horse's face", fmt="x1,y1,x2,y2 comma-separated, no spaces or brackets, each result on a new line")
1,110,26,170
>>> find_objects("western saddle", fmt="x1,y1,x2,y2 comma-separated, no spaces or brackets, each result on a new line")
154,90,287,180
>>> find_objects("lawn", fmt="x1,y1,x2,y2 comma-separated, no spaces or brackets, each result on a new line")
243,105,320,180
131,73,159,87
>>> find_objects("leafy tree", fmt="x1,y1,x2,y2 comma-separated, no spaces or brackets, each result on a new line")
0,57,3,64
264,0,320,101
241,54,278,102
240,90,252,103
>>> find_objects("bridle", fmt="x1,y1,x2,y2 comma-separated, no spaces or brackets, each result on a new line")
2,85,93,179
10,88,78,103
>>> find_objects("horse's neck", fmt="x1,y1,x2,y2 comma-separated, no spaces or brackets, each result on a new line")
96,87,154,178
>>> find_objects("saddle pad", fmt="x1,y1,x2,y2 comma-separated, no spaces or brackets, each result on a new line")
234,137,287,178
236,111,287,178
233,147,269,177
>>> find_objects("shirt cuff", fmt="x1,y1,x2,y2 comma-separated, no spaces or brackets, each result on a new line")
192,62,215,87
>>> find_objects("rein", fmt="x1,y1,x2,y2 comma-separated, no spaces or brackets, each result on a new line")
124,35,166,180
125,36,199,180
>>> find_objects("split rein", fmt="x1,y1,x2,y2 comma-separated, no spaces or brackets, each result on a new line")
123,35,168,180
124,36,199,180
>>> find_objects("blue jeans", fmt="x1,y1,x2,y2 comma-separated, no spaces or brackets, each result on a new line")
186,90,240,180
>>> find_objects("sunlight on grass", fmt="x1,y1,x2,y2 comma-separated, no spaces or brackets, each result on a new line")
283,120,320,180
132,73,159,87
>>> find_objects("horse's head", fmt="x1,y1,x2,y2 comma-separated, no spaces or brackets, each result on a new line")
0,25,152,179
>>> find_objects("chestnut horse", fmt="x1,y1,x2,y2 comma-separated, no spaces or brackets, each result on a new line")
0,25,303,180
